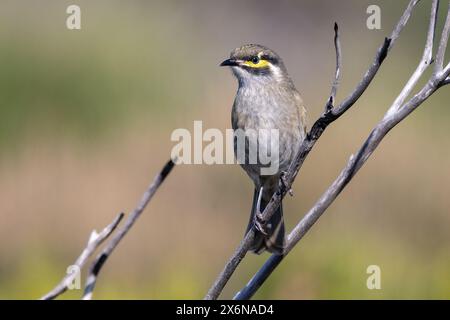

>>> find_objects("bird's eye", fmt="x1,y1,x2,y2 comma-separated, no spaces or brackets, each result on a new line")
243,56,269,68
251,56,260,64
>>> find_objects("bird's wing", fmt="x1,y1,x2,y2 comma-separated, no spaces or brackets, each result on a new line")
293,91,307,135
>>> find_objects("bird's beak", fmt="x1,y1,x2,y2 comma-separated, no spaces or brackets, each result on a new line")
220,58,239,67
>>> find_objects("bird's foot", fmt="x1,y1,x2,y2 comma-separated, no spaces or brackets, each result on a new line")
254,213,269,236
253,187,269,236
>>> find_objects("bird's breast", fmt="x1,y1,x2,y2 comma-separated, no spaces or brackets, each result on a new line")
232,85,299,131
231,84,304,177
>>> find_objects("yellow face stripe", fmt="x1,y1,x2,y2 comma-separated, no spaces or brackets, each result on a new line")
242,59,270,68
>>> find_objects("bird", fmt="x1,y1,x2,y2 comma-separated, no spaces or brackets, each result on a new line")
220,44,307,255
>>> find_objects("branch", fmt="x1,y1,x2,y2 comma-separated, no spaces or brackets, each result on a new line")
440,76,450,86
325,22,342,111
435,1,450,72
40,213,124,300
82,159,175,300
234,0,450,300
386,0,438,117
330,0,419,117
41,158,175,300
205,0,421,300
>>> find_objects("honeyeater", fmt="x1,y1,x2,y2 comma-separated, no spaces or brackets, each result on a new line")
220,44,307,255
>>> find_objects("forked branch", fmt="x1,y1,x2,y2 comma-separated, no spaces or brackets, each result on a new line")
234,0,450,300
41,159,176,300
41,213,124,300
82,159,175,300
205,0,450,300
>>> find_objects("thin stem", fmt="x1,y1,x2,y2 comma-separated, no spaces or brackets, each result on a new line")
82,159,175,300
326,22,342,111
386,0,439,117
435,1,450,72
40,213,124,300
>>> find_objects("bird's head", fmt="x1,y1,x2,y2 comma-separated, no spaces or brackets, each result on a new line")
220,44,289,85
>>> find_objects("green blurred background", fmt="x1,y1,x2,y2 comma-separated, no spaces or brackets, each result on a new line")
0,0,449,299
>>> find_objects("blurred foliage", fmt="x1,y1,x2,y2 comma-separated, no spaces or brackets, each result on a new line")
0,1,198,150
2,234,450,299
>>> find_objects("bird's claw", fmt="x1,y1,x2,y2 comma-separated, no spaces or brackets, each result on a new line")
254,213,269,236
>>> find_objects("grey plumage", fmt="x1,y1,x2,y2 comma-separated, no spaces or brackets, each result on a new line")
221,44,307,254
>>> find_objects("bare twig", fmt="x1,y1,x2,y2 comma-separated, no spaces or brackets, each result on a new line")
42,158,175,300
386,0,439,117
205,0,421,300
234,0,450,300
82,159,175,300
435,2,450,71
40,213,124,300
440,76,450,86
325,22,342,111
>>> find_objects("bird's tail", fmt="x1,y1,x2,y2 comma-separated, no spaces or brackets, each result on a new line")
245,188,285,255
